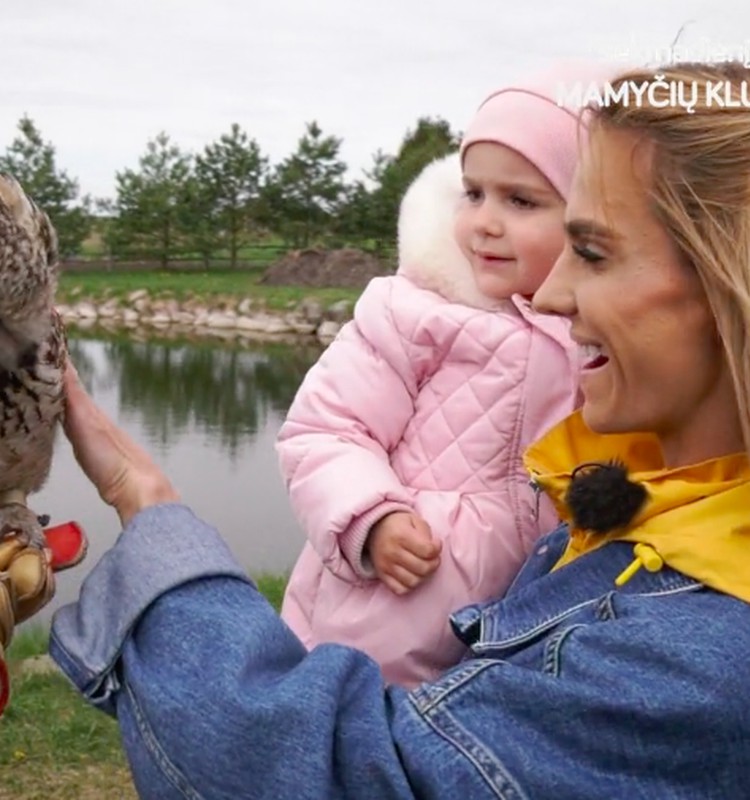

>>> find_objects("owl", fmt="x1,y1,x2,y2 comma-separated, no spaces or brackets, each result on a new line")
0,174,66,549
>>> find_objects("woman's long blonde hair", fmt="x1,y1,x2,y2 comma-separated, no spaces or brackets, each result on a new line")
591,62,750,454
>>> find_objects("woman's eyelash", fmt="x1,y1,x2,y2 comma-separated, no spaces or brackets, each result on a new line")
572,243,605,263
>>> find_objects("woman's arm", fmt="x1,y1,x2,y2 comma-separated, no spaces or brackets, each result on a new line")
50,501,423,799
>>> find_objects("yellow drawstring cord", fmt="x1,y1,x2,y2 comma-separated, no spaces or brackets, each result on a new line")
615,543,664,587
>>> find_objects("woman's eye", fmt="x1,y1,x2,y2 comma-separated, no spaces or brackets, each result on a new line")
572,243,605,263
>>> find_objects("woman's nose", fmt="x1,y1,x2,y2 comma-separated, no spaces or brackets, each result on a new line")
532,250,577,317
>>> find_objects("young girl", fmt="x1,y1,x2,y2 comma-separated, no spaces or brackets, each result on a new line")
277,70,595,687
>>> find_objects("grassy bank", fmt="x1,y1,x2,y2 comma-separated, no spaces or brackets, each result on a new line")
58,269,362,311
0,573,287,799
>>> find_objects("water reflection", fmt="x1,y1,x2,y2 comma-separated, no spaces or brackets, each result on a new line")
31,328,321,624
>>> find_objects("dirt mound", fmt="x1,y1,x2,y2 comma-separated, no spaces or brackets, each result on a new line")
260,248,390,289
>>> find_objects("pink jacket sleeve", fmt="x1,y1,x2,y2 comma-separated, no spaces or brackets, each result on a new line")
276,278,437,583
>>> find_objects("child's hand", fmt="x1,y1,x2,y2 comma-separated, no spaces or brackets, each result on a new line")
366,512,441,595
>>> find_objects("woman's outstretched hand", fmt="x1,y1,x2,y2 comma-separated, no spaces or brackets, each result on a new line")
63,361,180,525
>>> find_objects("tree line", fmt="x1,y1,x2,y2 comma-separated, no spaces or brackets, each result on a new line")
0,115,460,267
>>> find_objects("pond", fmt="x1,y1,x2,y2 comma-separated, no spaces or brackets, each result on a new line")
29,328,323,625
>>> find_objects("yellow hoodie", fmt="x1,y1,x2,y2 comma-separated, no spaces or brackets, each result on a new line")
523,411,750,603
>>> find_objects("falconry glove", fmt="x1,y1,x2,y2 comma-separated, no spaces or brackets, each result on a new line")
0,520,87,715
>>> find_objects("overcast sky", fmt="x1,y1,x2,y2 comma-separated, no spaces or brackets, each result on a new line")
2,0,749,200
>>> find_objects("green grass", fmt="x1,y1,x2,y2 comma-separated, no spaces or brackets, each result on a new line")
255,572,288,612
58,269,361,310
0,574,289,798
6,627,48,662
0,672,135,800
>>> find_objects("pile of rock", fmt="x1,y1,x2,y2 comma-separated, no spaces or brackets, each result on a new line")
260,247,390,289
57,290,354,345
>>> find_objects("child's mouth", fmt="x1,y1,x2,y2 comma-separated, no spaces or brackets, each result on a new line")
475,251,513,265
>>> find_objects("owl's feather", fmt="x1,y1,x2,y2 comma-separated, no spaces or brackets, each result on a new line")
0,174,66,547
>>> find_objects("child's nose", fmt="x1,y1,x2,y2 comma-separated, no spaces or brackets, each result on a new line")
474,202,504,237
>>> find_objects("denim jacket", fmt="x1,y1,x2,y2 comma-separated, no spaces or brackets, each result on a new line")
50,504,750,799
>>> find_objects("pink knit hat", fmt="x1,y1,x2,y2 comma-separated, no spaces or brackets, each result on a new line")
460,62,617,200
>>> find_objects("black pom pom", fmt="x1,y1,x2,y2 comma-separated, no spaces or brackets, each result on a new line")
565,460,648,535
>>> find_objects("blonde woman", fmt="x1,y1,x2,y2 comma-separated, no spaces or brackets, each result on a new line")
44,61,750,798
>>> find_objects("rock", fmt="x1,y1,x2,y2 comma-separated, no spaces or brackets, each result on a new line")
237,298,253,315
263,317,295,334
290,321,318,335
283,312,318,335
98,300,119,318
163,298,180,316
317,320,341,344
181,297,202,312
205,311,238,329
76,302,98,319
215,329,244,342
97,318,122,335
298,296,324,325
127,289,149,303
193,309,210,327
235,315,266,332
326,299,352,323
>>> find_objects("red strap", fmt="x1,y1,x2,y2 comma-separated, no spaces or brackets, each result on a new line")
44,521,88,571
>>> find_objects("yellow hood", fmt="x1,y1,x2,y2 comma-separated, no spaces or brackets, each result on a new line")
523,411,750,602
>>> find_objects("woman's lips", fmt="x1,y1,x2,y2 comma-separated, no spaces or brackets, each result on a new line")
578,343,609,370
584,354,609,370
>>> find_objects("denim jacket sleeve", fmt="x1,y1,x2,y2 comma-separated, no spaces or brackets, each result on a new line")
50,504,421,799
49,504,748,800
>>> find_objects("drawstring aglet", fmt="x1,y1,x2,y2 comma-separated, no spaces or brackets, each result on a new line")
615,543,664,587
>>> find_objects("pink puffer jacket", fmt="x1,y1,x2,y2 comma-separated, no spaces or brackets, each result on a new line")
278,155,580,687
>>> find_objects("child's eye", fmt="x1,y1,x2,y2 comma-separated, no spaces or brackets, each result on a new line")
463,188,482,203
572,243,605,264
510,194,536,210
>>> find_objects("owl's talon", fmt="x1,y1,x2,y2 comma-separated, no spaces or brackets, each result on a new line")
0,505,46,550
